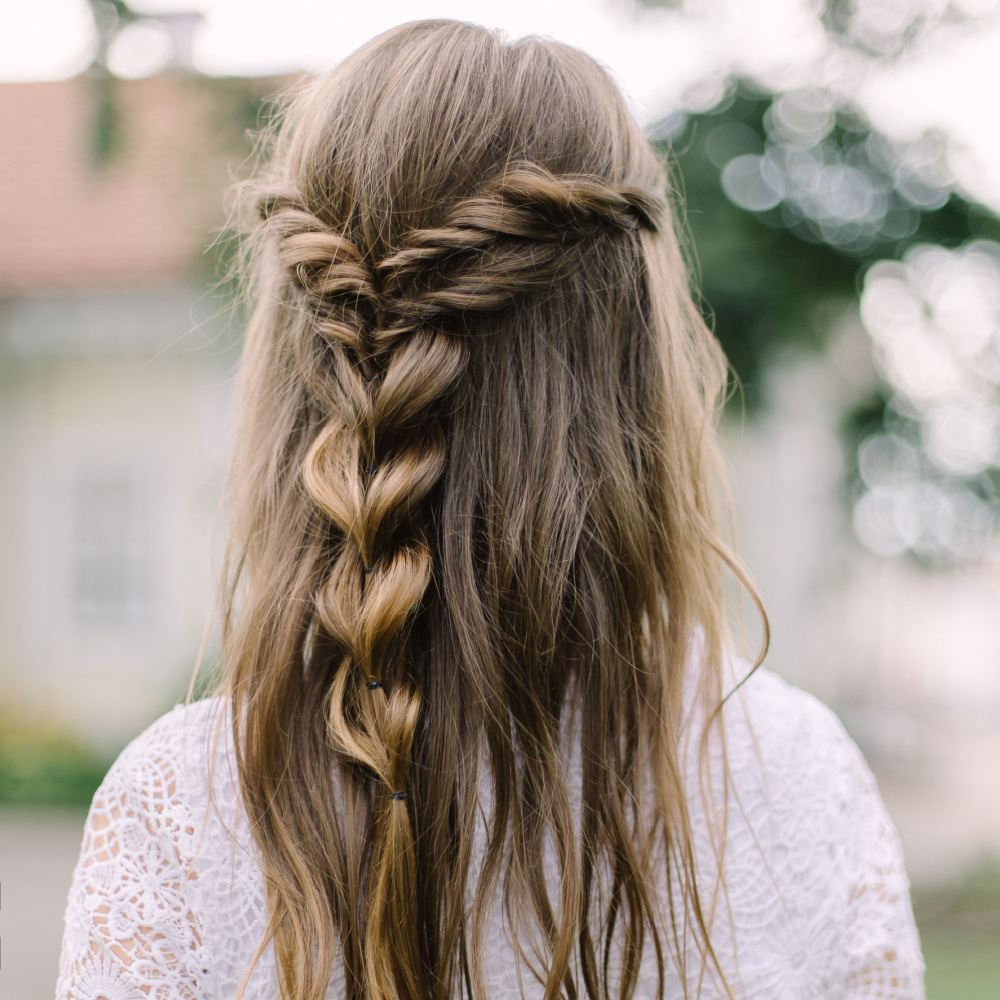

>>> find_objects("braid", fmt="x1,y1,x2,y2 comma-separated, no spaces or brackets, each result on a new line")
260,162,663,1000
376,164,662,324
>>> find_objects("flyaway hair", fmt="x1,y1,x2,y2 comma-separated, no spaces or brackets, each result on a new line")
220,19,748,1000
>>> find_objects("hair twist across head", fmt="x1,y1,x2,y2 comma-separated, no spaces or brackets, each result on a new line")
375,163,664,332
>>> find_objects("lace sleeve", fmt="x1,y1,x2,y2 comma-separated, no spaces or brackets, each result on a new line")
55,708,216,1000
839,730,926,999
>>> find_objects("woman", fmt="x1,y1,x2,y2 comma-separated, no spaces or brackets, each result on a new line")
57,20,924,1000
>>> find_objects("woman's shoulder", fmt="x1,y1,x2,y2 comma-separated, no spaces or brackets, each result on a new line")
101,697,234,818
718,664,868,784
728,663,848,736
713,665,889,863
697,664,925,997
58,696,272,1000
118,693,230,758
83,695,250,888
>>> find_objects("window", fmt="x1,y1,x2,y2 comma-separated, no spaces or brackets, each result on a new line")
71,468,151,624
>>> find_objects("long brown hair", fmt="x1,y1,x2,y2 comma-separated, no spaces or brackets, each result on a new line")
222,19,741,1000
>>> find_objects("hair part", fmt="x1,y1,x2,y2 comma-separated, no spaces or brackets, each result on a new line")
221,19,748,1000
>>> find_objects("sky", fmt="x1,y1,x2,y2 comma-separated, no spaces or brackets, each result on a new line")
3,0,1000,208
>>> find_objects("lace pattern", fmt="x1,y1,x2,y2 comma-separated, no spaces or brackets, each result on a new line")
56,704,215,999
56,669,925,999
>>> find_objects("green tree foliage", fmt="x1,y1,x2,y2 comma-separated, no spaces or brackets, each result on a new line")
659,84,1000,564
657,86,1000,405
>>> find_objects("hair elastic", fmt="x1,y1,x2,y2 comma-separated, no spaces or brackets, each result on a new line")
366,680,383,690
363,565,376,574
388,791,405,801
364,465,378,475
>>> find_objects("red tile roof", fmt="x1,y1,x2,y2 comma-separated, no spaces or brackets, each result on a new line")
0,74,277,295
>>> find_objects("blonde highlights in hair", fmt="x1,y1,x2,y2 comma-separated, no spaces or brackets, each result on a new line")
222,20,740,1000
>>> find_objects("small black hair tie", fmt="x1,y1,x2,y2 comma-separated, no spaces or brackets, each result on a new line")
364,465,378,475
366,679,383,690
363,565,376,574
388,791,405,801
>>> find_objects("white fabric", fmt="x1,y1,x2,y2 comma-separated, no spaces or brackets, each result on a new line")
56,667,925,999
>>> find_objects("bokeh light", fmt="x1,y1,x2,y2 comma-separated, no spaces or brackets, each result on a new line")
712,87,953,255
106,20,174,79
856,240,1000,560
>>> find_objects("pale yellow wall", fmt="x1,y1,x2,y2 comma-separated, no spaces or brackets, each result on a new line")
0,289,235,750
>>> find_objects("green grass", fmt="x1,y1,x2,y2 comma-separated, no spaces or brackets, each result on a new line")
923,937,1000,1000
915,861,1000,1000
0,708,111,807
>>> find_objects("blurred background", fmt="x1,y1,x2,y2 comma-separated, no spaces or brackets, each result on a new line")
1,0,999,996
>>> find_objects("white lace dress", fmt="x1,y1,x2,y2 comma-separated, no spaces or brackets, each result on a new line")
56,667,925,1000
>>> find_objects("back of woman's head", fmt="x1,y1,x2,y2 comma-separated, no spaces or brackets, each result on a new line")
224,19,733,1000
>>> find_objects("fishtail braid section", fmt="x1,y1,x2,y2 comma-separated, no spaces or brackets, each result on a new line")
260,161,663,1000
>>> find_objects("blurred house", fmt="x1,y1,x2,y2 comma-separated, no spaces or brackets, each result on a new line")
0,64,998,886
0,72,269,750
